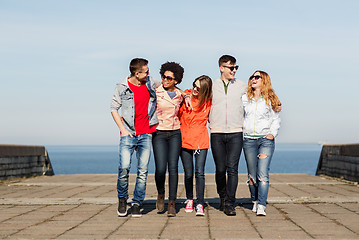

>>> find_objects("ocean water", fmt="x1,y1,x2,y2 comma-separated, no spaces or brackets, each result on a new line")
46,143,322,175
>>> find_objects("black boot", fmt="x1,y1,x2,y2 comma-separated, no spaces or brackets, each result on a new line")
224,205,236,216
219,198,225,211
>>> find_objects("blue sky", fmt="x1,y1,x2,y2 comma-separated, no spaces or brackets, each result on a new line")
1,0,358,145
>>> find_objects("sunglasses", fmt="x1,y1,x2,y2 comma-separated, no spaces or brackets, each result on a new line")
193,83,201,91
162,75,175,81
223,65,239,71
250,75,261,80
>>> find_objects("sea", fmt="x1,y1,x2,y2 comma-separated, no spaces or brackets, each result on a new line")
46,143,322,175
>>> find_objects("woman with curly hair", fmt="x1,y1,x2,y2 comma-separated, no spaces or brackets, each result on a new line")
179,75,212,216
153,61,188,217
242,70,281,216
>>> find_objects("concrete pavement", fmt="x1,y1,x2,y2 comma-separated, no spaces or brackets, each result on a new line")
0,173,358,239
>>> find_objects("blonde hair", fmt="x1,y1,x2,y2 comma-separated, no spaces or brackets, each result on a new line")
247,70,281,111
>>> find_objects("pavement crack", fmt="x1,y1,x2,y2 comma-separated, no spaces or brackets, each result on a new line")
270,184,292,197
55,204,111,238
313,184,349,197
157,215,170,239
240,204,263,239
104,211,131,239
41,185,81,198
205,202,212,240
0,205,42,224
306,203,359,236
272,204,315,239
5,204,81,238
70,185,103,198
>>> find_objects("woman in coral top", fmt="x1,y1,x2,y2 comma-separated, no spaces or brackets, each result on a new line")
179,75,212,216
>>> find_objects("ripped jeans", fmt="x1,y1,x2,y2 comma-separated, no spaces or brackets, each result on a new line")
243,137,275,206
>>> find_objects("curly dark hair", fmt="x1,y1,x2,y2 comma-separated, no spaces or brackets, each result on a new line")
159,62,184,84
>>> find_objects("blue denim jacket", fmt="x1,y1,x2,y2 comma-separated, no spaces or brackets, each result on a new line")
111,75,158,135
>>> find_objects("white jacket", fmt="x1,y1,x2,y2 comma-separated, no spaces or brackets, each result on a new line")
242,94,280,138
209,78,247,133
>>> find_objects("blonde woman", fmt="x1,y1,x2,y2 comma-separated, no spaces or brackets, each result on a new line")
242,70,281,216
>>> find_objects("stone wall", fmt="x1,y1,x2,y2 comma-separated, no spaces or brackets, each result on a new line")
0,144,54,180
316,143,359,183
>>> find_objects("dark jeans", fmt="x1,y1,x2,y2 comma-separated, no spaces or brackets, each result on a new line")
210,132,243,206
180,148,208,206
152,129,182,201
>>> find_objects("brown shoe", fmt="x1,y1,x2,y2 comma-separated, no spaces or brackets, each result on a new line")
167,200,176,217
156,194,165,212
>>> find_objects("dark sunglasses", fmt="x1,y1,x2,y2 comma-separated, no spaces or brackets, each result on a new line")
162,75,175,81
192,83,201,91
250,75,261,80
223,65,239,71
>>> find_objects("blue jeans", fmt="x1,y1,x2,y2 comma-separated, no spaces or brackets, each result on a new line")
117,133,152,205
180,148,208,206
211,132,243,206
243,137,275,206
152,129,182,201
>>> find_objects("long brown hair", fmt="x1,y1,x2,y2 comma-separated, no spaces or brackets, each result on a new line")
193,75,212,109
247,70,281,111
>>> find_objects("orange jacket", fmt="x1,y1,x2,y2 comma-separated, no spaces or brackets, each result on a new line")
179,89,211,150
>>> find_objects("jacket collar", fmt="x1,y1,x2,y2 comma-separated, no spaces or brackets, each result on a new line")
157,85,182,102
157,85,181,95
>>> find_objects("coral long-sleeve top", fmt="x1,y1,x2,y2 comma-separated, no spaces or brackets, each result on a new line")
179,89,211,150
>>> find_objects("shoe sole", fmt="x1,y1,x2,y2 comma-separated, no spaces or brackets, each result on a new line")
225,213,236,216
185,209,193,213
132,214,142,218
196,213,205,216
157,206,164,212
257,213,266,216
117,210,127,217
224,211,236,216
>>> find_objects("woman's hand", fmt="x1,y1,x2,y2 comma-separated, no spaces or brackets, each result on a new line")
184,96,193,110
263,134,274,140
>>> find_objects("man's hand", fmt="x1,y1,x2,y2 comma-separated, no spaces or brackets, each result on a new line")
274,104,282,113
120,128,133,138
111,111,133,138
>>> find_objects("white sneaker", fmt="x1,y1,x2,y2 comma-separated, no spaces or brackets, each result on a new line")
257,204,266,216
185,199,193,213
252,201,258,213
